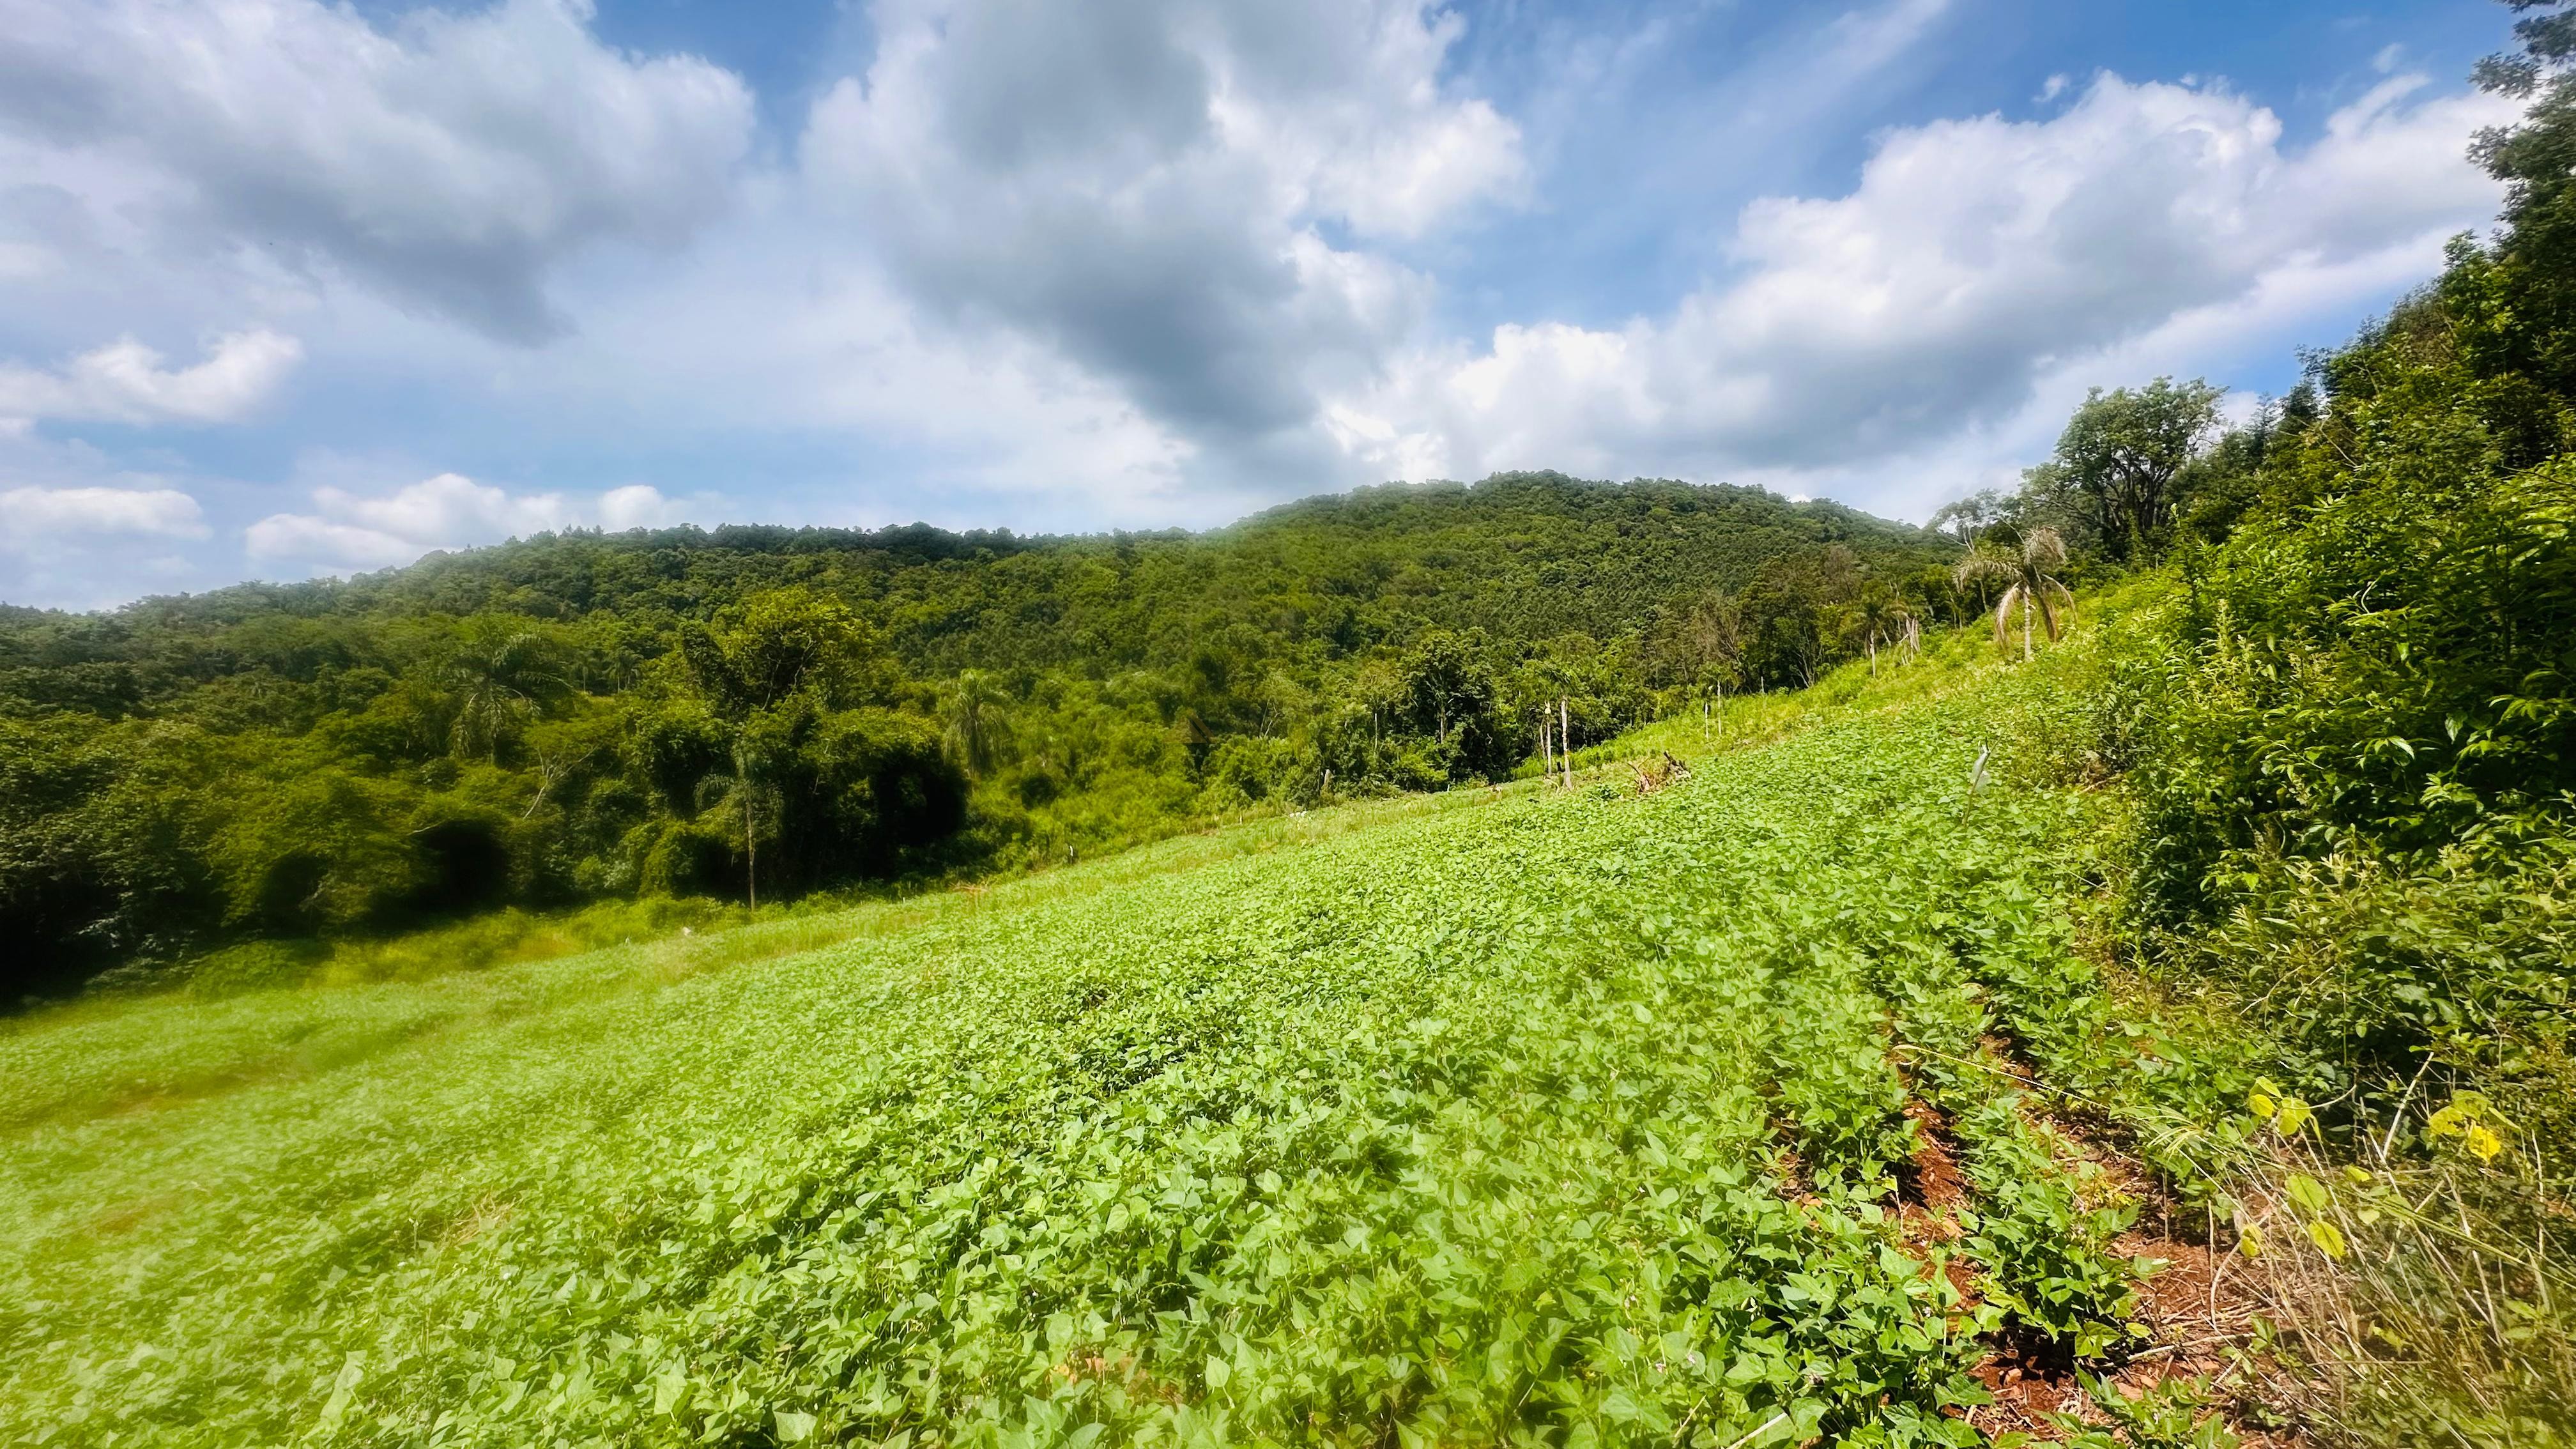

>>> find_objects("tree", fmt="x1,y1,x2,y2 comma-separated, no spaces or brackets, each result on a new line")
1508,648,1588,782
2028,378,2224,561
942,670,1011,779
1954,527,2073,662
1399,631,1493,751
1653,588,1744,693
443,617,566,764
677,588,910,907
1738,551,1857,689
2169,395,2283,544
2465,0,2576,401
678,587,893,719
1926,488,2020,544
721,726,786,911
1351,660,1406,751
1852,585,1908,676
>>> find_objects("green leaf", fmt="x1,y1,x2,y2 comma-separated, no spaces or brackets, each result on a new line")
2284,1172,2329,1214
2306,1219,2348,1261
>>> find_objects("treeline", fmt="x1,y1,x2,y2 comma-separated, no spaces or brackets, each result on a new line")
2,474,1983,998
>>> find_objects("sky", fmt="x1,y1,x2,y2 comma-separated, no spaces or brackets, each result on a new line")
0,0,2528,609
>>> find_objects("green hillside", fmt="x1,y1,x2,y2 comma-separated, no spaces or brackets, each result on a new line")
1,473,1953,999
4,585,2569,1445
1,621,2157,1448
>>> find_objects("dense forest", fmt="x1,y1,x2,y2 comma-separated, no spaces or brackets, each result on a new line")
1,475,1966,997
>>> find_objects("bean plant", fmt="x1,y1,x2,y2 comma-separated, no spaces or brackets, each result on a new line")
1,681,2149,1447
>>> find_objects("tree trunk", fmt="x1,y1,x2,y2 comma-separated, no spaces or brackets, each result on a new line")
743,787,758,910
1559,696,1572,787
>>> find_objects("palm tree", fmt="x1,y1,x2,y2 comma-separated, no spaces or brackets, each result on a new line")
1954,527,2074,663
445,622,563,763
694,760,780,910
942,670,1011,778
1854,586,1906,676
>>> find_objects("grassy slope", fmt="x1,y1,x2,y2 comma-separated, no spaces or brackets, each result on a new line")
1,619,2143,1447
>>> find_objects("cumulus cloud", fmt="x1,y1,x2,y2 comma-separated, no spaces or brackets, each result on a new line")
0,0,755,342
0,329,301,424
802,0,1522,438
247,473,701,576
0,0,2531,599
0,484,206,543
1330,72,2517,489
0,424,219,606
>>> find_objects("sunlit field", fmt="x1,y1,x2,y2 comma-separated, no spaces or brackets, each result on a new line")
2,651,2141,1447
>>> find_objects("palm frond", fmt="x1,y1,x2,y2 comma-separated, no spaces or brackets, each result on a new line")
1953,550,2014,588
2023,525,2068,572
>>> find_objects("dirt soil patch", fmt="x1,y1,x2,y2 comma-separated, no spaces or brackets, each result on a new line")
1956,1106,2299,1445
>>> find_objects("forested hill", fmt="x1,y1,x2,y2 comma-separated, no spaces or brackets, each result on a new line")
2,472,1936,691
1,472,1952,997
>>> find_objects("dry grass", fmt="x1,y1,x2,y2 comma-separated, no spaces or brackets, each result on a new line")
2223,1124,2576,1447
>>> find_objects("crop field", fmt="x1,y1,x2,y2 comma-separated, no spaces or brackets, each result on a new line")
1,667,2175,1447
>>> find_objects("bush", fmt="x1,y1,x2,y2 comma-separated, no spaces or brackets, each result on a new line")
2108,372,2576,1104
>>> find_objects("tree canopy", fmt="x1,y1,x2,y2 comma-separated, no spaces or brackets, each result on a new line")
2023,378,2225,560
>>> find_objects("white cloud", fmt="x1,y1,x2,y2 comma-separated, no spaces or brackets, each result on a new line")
0,484,206,543
245,473,707,576
801,0,1522,438
0,239,53,279
1204,4,1526,240
0,0,755,341
0,423,231,606
596,484,693,532
0,0,2533,602
1328,72,2517,502
0,329,302,424
461,231,1209,523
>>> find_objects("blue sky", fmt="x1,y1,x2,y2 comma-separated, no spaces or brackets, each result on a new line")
0,0,2524,607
